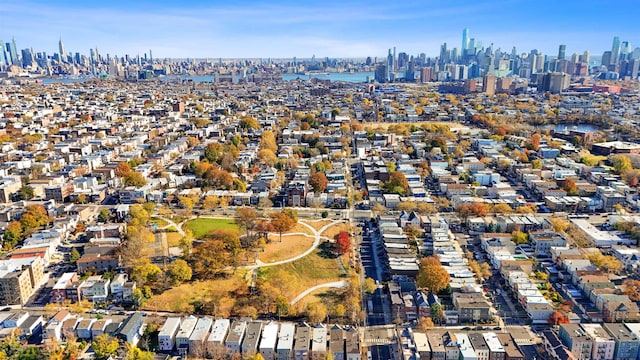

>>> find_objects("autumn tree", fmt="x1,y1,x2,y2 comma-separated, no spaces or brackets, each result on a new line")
382,171,409,196
397,201,417,212
131,261,162,286
416,202,437,215
260,130,278,152
239,116,260,130
269,212,294,242
562,178,579,196
587,253,623,274
511,231,529,245
115,162,132,177
190,230,241,279
92,334,119,359
309,172,329,193
416,256,450,294
549,217,570,233
363,278,377,294
235,207,258,248
490,203,513,214
335,231,351,254
256,149,277,167
623,280,640,301
166,259,192,284
2,221,23,249
547,310,570,325
123,171,147,188
530,133,542,151
456,202,489,221
69,247,81,264
611,155,633,174
307,302,328,323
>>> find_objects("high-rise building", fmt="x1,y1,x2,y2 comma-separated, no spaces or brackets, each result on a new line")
0,40,6,65
462,28,469,52
420,67,433,83
405,60,415,82
611,36,621,65
21,48,33,67
58,38,66,63
375,64,388,83
557,44,566,60
482,74,496,95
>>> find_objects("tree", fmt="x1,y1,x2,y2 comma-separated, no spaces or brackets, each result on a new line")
511,231,529,245
123,172,147,188
623,280,640,301
416,256,450,294
530,133,542,151
397,201,417,212
562,178,579,196
190,231,241,279
131,261,162,286
307,302,328,323
260,130,278,152
282,208,299,224
587,253,623,274
239,116,260,130
547,310,570,325
611,155,633,174
372,203,386,215
167,259,192,284
125,344,154,360
18,185,34,200
269,212,294,242
98,208,110,223
235,207,258,247
531,159,542,170
92,334,119,359
115,162,132,177
69,247,81,264
309,172,329,193
204,143,225,163
177,196,195,210
456,202,489,221
382,171,409,196
549,217,570,233
3,221,22,249
336,231,351,254
490,203,513,214
416,202,437,215
418,317,435,331
257,149,277,167
363,278,376,294
179,229,194,256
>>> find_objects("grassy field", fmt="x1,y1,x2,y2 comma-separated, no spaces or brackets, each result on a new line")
262,243,346,300
322,222,351,240
304,220,334,232
183,218,239,239
150,217,169,227
143,275,245,316
261,234,315,263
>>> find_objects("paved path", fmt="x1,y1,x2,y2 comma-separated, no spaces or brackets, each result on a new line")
290,281,347,305
153,215,185,236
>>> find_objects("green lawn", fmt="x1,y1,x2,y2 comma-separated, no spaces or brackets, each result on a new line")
183,218,239,239
262,243,346,299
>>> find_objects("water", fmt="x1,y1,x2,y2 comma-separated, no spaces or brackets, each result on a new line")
281,72,373,83
41,71,375,85
541,124,601,132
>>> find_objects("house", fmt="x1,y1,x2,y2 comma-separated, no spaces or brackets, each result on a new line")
18,315,43,339
225,320,247,357
529,232,567,257
42,310,71,343
329,325,345,360
345,326,360,360
452,292,493,323
207,319,230,359
311,324,327,358
117,313,143,346
51,272,78,303
277,323,296,360
176,315,198,355
602,323,639,360
413,332,431,360
559,324,593,360
76,318,96,339
259,321,279,359
294,323,311,360
241,321,263,357
158,317,181,352
189,317,213,356
91,319,112,339
110,273,128,301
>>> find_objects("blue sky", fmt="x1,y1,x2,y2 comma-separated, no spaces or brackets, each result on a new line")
0,0,638,59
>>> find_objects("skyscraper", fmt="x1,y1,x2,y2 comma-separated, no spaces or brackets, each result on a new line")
462,28,469,52
0,40,6,65
58,38,66,63
611,36,621,65
557,44,566,60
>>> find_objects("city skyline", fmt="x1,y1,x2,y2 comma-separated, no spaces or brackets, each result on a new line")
0,0,639,58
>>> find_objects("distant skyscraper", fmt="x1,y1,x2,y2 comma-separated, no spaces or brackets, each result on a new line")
58,38,66,62
21,48,33,67
557,44,566,60
462,28,469,51
611,36,621,65
0,40,6,65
